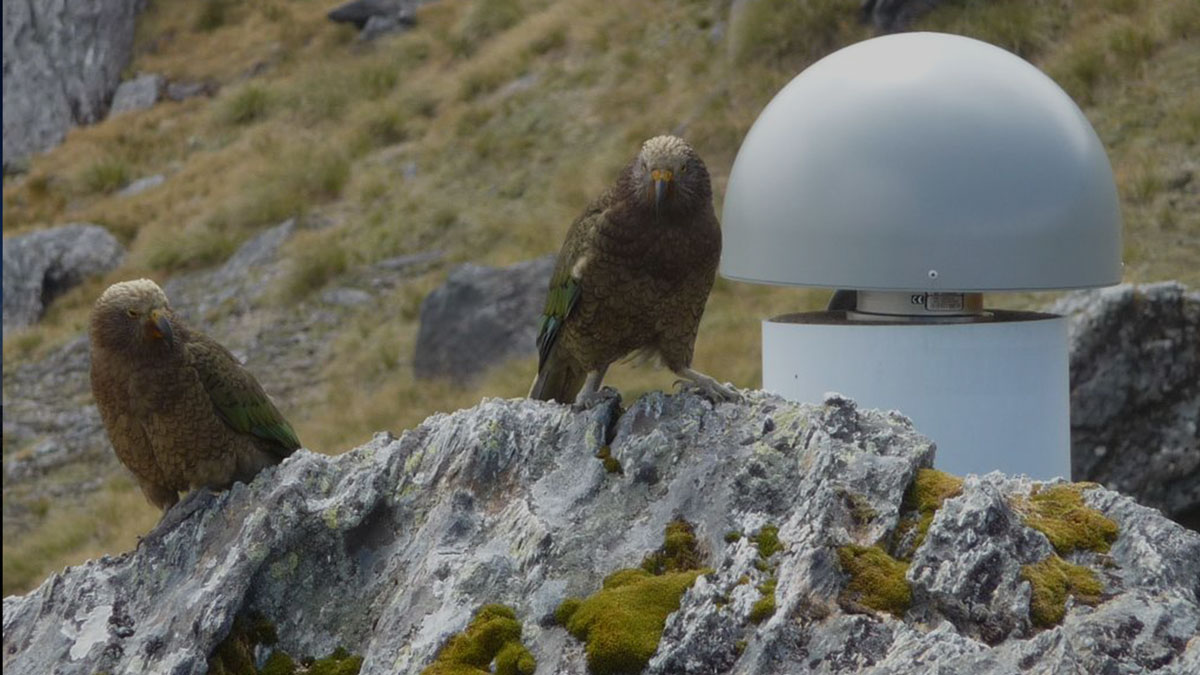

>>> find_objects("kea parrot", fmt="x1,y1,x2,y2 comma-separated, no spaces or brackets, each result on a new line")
529,135,736,404
89,279,300,515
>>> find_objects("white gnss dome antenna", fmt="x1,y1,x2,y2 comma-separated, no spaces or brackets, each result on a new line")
721,32,1122,479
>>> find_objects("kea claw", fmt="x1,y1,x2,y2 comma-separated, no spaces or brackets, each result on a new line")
573,385,621,412
673,368,741,404
138,489,216,549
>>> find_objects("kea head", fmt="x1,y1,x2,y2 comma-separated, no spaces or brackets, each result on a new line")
629,135,712,218
90,279,177,357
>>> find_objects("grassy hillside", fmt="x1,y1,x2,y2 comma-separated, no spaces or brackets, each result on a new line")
3,0,1198,595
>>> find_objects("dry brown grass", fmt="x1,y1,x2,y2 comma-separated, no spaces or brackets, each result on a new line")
3,0,1197,595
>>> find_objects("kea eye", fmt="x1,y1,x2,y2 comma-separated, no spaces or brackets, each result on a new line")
126,309,140,318
679,165,688,174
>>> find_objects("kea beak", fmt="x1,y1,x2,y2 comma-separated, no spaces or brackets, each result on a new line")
147,310,174,348
651,168,673,217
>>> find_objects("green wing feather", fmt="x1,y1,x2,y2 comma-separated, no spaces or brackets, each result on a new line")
187,335,301,457
536,273,580,370
535,191,609,369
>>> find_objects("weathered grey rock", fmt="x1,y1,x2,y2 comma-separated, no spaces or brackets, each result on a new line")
1,0,141,167
107,73,163,116
1,224,125,332
115,173,165,197
1054,283,1200,530
164,79,218,102
328,0,416,38
413,256,555,383
4,392,1198,674
859,0,944,32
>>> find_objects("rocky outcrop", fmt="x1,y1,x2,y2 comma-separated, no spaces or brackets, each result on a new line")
327,0,417,40
1056,283,1200,530
413,256,554,383
107,73,163,116
859,0,944,32
1,0,141,168
1,224,125,333
4,392,1198,674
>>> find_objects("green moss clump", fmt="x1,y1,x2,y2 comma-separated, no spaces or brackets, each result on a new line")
749,577,777,623
557,519,709,674
1022,484,1119,555
306,647,364,675
749,525,782,559
841,490,877,525
895,469,965,551
837,545,912,617
208,612,280,675
207,613,361,675
1021,554,1103,627
260,651,296,675
641,520,703,575
557,567,707,674
595,446,624,475
724,530,742,544
422,604,535,675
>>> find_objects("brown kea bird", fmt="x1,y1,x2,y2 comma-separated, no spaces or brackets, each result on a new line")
89,279,300,514
529,135,736,404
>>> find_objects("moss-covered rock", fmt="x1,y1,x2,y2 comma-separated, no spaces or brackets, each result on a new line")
421,604,535,675
558,567,707,674
207,613,361,675
1021,555,1103,628
595,445,623,475
557,520,708,674
1020,484,1119,555
837,545,912,617
208,613,279,675
641,519,703,575
895,469,964,552
749,577,777,623
305,647,364,675
749,524,782,559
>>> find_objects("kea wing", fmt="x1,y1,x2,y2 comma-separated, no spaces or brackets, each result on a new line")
185,334,301,458
536,191,612,369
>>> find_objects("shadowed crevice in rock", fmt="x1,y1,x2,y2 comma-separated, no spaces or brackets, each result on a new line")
3,392,1197,674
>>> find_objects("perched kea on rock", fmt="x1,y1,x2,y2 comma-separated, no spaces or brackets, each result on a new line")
530,135,735,404
89,279,300,514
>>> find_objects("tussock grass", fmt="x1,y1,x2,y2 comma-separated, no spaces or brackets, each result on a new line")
1,475,158,596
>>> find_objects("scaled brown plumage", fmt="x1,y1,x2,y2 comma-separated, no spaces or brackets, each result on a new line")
89,279,300,514
530,135,736,404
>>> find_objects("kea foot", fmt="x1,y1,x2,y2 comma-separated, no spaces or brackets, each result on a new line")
573,385,621,411
674,367,740,403
139,489,216,549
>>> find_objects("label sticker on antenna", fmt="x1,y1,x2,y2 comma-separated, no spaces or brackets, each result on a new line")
926,293,965,312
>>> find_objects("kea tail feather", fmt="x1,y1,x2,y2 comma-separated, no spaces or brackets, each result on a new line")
529,353,585,404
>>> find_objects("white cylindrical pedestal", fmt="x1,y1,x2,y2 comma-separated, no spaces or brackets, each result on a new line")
762,310,1069,479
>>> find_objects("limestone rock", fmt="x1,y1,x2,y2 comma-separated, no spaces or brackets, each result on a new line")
1055,283,1200,530
107,73,163,116
327,0,417,39
413,256,555,383
1,0,140,167
859,0,944,32
3,392,1198,674
1,224,125,332
116,174,165,197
